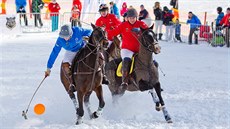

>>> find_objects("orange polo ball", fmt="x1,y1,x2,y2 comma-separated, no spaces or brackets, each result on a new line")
34,103,45,115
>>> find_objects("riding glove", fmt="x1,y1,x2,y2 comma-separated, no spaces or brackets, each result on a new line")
45,68,51,77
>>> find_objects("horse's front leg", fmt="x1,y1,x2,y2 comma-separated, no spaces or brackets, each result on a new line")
76,90,84,125
84,91,93,119
92,85,105,119
150,82,172,123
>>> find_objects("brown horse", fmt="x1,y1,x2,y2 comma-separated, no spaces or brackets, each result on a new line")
105,28,172,123
60,24,108,124
103,36,121,63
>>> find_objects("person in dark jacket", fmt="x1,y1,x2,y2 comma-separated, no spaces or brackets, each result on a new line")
32,0,44,27
138,5,149,21
162,6,174,41
186,11,201,44
153,2,163,40
170,0,178,9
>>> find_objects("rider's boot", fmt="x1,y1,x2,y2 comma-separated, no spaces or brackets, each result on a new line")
119,58,132,93
62,63,75,92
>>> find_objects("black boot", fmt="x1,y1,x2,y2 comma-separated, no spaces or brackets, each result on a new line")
159,33,163,40
119,58,132,93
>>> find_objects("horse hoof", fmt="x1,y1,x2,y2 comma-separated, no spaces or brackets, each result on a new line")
155,102,161,111
75,117,83,125
92,112,99,119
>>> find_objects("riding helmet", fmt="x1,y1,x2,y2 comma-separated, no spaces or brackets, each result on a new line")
99,4,109,12
59,24,73,38
126,8,138,17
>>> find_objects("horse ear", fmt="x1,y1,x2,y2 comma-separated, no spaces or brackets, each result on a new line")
140,27,146,32
149,24,154,30
91,23,97,29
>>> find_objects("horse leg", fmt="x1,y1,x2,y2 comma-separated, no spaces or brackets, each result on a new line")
152,82,172,123
84,91,93,119
76,90,84,125
92,85,105,119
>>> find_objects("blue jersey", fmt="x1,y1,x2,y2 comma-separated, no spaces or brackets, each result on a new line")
47,27,92,69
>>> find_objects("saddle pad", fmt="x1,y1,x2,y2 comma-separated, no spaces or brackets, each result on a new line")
116,56,135,77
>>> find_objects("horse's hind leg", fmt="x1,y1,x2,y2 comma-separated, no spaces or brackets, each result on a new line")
76,90,84,125
92,85,105,119
84,91,93,119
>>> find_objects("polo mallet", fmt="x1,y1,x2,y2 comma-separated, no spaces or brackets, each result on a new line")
22,76,47,120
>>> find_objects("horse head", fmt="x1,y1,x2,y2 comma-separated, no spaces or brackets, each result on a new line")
90,23,109,49
139,28,161,54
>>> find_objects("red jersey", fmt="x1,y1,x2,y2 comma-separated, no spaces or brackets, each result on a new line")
48,2,60,16
220,14,230,27
108,21,148,53
96,14,121,40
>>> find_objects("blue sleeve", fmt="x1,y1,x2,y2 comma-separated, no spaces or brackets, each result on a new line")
47,40,62,69
81,28,92,37
216,13,224,25
186,19,191,24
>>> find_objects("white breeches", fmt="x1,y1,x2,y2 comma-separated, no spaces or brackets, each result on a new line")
121,49,134,59
62,51,77,65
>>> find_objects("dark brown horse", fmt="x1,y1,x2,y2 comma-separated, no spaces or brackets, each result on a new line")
103,36,121,63
60,24,108,124
105,28,172,123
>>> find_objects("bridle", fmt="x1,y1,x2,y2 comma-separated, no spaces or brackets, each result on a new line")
139,29,159,53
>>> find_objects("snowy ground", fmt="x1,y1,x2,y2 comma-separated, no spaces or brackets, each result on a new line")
0,32,229,129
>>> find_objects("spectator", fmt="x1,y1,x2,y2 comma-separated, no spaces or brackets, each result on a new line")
122,12,128,22
170,0,178,9
138,5,149,21
216,7,224,26
120,2,128,17
48,0,60,32
186,11,201,44
32,0,44,27
153,2,163,40
109,1,120,19
220,8,230,28
15,0,28,26
72,0,82,27
219,8,230,47
174,19,182,42
71,5,81,27
162,6,174,41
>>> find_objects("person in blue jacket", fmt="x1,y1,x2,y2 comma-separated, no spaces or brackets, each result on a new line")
45,24,92,86
216,7,224,26
109,1,120,19
15,0,28,26
186,11,201,44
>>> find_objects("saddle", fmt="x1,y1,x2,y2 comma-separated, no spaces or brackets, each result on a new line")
116,56,135,77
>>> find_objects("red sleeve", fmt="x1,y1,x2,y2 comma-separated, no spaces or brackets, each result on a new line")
107,24,123,40
57,4,60,10
112,15,122,28
219,15,226,25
